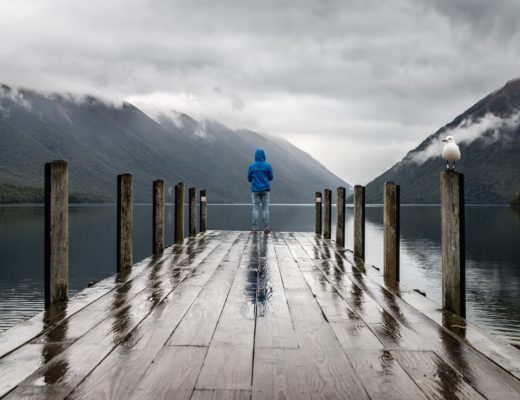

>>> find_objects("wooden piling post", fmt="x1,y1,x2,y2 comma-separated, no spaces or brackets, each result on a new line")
175,182,184,244
189,187,197,237
440,170,466,317
44,160,69,307
384,182,400,282
324,189,332,239
354,185,365,260
153,180,164,257
117,174,133,273
336,187,346,246
200,189,207,232
315,192,322,235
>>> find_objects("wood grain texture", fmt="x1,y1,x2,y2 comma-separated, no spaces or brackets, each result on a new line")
3,233,239,400
2,230,520,400
335,187,346,246
383,181,399,283
168,258,241,346
315,191,322,235
252,348,312,400
175,182,185,244
130,346,207,399
304,232,520,399
392,350,485,400
196,346,253,390
323,189,331,239
199,189,208,232
299,350,370,399
44,160,69,307
347,350,428,400
440,170,466,317
117,173,133,273
353,185,365,260
330,322,384,351
255,317,298,349
192,389,252,400
0,232,217,361
152,179,165,256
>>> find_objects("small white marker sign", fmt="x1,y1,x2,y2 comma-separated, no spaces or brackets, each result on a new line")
315,197,321,203
201,196,207,202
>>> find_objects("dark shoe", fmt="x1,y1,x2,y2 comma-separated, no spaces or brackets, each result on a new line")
251,229,257,234
264,228,272,234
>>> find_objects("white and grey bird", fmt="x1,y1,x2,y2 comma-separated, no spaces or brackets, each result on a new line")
441,135,461,169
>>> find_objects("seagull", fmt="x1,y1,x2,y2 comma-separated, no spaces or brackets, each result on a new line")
441,135,461,170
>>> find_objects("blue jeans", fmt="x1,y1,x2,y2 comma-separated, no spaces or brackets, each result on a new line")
252,191,270,230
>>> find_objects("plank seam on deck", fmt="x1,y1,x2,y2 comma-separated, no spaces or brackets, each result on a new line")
294,232,520,398
279,231,373,399
289,232,486,399
0,231,220,360
67,231,241,400
3,230,520,400
319,233,520,377
98,232,248,399
0,231,237,399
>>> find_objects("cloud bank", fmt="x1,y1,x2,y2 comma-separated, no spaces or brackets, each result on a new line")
407,112,520,164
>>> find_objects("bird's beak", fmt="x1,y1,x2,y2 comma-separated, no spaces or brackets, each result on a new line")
442,139,447,142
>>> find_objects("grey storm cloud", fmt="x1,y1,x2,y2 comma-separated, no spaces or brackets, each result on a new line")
1,0,519,184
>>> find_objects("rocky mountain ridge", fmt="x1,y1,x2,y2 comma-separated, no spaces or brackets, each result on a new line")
363,79,520,204
0,85,348,203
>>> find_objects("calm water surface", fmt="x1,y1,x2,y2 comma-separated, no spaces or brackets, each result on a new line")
1,204,519,347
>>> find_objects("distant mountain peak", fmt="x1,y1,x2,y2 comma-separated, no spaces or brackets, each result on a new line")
363,78,520,204
504,77,520,87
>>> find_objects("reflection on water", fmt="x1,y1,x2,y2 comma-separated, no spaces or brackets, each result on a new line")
1,204,520,347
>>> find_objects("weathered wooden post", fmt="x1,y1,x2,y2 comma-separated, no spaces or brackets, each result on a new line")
200,189,207,232
175,182,184,244
44,160,69,307
315,192,322,235
440,170,465,317
336,187,346,246
324,189,332,239
189,187,197,237
384,182,400,283
354,185,365,260
117,174,133,273
153,180,165,257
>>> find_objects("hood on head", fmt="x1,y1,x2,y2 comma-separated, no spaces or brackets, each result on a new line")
255,148,266,162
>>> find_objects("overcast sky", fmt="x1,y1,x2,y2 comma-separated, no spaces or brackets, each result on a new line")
1,0,519,184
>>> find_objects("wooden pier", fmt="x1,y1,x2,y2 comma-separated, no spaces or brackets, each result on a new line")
1,230,520,399
2,161,520,399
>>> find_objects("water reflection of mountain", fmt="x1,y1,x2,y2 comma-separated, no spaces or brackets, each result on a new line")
508,205,520,221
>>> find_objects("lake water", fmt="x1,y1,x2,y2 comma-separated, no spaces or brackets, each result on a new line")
1,204,519,348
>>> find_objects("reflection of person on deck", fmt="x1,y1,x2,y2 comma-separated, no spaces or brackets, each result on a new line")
247,148,273,234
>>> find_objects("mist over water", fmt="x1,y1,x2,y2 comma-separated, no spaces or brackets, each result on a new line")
1,204,519,347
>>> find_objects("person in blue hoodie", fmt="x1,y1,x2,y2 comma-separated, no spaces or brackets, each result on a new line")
247,148,273,233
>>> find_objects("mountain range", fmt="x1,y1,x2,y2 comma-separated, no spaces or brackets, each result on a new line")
2,78,519,205
363,78,520,204
0,85,348,203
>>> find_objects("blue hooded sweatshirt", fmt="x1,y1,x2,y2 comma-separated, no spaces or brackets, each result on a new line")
247,149,273,192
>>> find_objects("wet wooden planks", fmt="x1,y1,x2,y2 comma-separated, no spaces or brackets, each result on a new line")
291,232,520,399
0,231,519,399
